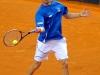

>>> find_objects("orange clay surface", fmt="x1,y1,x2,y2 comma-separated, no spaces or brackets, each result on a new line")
0,0,100,75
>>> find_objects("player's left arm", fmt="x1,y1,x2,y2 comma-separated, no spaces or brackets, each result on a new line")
64,9,89,19
62,5,89,19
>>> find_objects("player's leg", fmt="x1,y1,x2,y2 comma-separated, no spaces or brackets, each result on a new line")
59,59,69,75
28,51,48,75
28,40,49,75
53,37,69,75
28,61,42,75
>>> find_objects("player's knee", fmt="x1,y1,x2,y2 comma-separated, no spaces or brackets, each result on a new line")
34,61,42,68
60,59,68,68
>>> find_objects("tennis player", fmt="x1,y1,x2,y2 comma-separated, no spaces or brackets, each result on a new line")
28,0,88,75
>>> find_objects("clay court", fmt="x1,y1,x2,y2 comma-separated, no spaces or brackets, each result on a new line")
0,0,100,75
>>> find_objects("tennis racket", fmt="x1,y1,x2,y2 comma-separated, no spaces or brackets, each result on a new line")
3,29,35,47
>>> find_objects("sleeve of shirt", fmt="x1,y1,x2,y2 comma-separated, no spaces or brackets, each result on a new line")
35,11,44,27
62,6,68,15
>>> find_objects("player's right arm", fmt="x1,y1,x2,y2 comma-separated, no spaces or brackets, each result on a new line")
34,10,45,33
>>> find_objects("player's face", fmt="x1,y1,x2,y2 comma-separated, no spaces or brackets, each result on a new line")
42,0,53,4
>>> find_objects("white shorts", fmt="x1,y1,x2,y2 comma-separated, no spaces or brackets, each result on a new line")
34,38,68,62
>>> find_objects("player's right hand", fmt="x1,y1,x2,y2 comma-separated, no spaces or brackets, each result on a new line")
34,27,45,33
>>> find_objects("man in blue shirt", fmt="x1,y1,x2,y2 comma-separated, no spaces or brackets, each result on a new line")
28,0,88,75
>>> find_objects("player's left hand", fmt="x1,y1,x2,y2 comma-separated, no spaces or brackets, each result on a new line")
80,9,89,17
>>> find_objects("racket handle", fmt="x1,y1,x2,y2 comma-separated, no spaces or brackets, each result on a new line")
28,30,35,34
31,29,35,32
29,27,45,33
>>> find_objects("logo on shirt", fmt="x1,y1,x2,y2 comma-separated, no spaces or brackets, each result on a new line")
57,8,61,12
49,15,53,18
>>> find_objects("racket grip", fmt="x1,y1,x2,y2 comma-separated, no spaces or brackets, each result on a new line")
28,30,35,34
31,30,35,33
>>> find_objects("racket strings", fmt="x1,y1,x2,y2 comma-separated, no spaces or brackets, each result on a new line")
4,30,22,46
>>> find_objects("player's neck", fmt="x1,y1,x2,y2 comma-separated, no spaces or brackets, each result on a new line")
42,2,52,6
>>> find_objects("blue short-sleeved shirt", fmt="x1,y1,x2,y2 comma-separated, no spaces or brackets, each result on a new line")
35,1,68,43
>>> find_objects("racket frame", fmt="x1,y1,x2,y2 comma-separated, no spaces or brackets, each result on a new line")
3,29,34,47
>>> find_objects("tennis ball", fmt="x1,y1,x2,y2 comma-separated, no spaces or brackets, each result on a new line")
12,40,18,45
